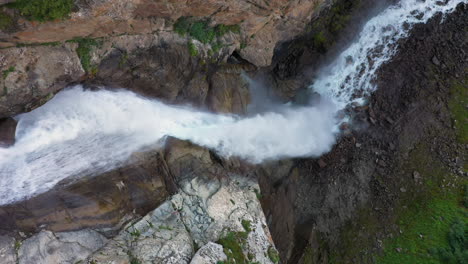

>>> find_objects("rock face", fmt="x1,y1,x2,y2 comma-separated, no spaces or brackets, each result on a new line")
6,147,278,264
0,0,328,117
85,138,277,264
0,44,84,118
0,150,170,233
189,242,227,264
0,117,16,147
87,173,277,264
0,235,16,264
2,0,327,65
18,229,107,264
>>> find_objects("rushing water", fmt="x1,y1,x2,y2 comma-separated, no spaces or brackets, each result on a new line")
0,0,465,205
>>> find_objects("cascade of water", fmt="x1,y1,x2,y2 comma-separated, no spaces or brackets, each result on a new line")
0,0,464,205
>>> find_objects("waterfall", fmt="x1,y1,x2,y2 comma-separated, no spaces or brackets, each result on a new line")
0,0,464,205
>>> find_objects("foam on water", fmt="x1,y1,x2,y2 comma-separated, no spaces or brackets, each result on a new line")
0,0,465,205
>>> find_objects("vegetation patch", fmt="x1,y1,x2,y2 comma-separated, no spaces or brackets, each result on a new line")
8,0,74,22
173,17,241,56
2,66,15,79
67,37,100,73
16,42,61,48
0,10,13,30
217,220,253,264
267,246,280,263
376,144,467,264
188,41,198,57
429,218,467,264
448,78,468,144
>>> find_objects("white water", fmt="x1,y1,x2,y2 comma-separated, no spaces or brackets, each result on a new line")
0,0,464,205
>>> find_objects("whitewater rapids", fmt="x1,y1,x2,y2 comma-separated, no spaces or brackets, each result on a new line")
0,0,465,205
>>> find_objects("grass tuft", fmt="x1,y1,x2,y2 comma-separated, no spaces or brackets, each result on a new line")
0,11,13,30
2,66,15,79
188,41,198,57
8,0,73,22
448,78,468,144
67,37,100,73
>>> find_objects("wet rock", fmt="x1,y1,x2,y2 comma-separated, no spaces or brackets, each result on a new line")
0,149,170,234
207,66,251,114
190,242,227,264
18,229,106,264
0,235,16,264
0,117,16,147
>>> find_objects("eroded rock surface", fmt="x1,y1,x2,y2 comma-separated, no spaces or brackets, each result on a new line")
18,229,106,264
0,235,16,264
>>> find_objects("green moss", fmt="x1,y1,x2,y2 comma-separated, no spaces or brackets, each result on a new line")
448,78,468,144
218,231,248,264
16,41,61,48
2,66,15,79
254,189,263,200
376,145,467,264
0,11,13,30
174,16,191,36
429,218,468,264
158,225,173,231
188,42,198,57
215,24,241,36
128,227,141,238
118,52,129,68
14,240,21,251
190,21,216,44
313,31,327,52
8,0,73,22
268,247,280,263
211,41,223,53
241,220,252,233
173,17,241,48
217,219,254,264
68,37,100,73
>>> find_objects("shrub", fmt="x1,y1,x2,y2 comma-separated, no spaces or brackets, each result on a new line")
0,11,13,30
430,218,468,264
215,24,240,37
189,21,215,44
268,247,280,264
188,42,198,57
174,16,191,36
2,66,15,79
68,37,100,73
8,0,74,22
174,17,240,44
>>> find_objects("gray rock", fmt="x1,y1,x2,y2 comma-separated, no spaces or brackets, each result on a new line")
0,235,16,264
90,201,194,264
190,242,227,264
18,229,106,264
